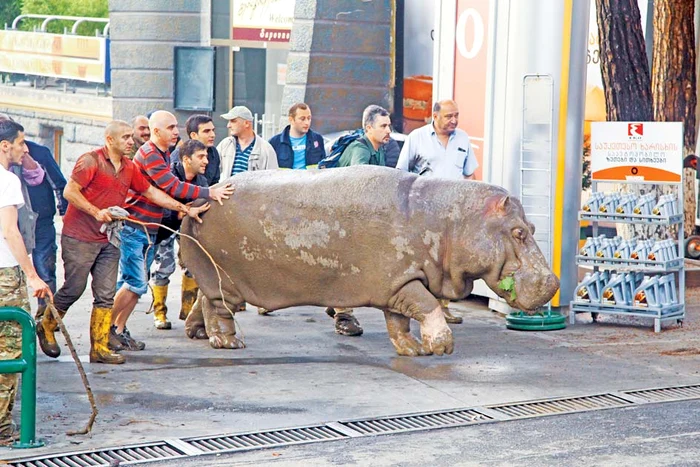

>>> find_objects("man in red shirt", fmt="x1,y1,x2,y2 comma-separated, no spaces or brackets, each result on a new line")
37,120,210,364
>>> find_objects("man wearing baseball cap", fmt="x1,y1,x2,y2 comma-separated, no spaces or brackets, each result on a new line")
217,106,278,181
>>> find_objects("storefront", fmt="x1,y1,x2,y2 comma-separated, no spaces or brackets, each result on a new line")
431,0,590,310
210,0,294,140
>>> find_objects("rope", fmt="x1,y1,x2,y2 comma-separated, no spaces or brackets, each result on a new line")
115,215,244,343
38,214,244,436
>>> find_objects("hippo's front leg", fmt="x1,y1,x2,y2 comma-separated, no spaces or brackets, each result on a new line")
383,310,426,356
202,296,246,349
184,291,208,340
388,281,453,356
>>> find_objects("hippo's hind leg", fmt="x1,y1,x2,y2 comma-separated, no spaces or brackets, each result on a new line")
388,281,453,356
202,295,246,349
184,290,208,340
383,310,426,356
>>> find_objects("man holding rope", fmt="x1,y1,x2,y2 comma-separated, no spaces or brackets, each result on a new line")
111,111,233,352
36,120,211,365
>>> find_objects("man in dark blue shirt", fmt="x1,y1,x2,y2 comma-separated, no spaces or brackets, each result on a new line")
269,103,326,169
25,140,67,305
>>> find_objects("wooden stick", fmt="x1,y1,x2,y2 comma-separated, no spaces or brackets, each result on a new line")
47,302,99,436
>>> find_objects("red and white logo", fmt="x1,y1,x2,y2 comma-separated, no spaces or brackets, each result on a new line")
628,123,643,138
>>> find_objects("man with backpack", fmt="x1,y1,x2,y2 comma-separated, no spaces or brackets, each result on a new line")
338,105,391,168
318,105,392,336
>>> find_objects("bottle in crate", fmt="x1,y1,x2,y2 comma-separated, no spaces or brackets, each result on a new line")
580,235,605,257
582,192,604,212
575,272,605,303
633,193,656,215
613,238,637,259
630,239,654,260
599,192,621,213
615,193,639,214
633,276,661,308
652,194,679,217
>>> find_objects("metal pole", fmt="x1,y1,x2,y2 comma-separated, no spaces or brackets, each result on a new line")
0,307,44,448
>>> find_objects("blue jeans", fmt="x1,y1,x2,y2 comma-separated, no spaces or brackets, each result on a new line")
33,220,57,306
117,225,156,297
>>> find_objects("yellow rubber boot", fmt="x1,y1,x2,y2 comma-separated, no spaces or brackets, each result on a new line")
152,284,171,329
89,307,125,364
35,305,65,358
180,275,199,321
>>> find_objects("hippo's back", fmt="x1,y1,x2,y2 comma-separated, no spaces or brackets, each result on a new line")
181,166,506,309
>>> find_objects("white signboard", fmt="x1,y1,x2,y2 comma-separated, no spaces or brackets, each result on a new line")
591,122,683,183
232,0,295,43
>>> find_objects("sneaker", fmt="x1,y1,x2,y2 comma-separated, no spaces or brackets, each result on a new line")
108,325,125,351
118,327,146,351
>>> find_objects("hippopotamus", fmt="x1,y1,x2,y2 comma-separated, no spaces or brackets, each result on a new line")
180,166,559,356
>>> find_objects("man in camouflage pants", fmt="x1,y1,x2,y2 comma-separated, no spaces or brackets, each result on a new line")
0,119,51,444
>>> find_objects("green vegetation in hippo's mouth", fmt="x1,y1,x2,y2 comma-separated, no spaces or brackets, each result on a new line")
497,274,517,301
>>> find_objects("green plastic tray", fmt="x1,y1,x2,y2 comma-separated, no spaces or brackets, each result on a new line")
506,310,567,331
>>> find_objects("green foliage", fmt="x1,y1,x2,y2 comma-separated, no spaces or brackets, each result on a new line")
582,142,591,190
0,0,23,30
18,0,108,36
497,274,517,301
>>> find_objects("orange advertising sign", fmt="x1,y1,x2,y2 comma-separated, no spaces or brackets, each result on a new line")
453,0,491,181
0,30,103,59
0,30,107,83
591,122,683,183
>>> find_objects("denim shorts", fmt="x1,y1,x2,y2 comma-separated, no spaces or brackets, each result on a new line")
117,225,157,296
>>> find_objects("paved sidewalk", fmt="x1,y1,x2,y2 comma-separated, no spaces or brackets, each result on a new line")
2,229,699,460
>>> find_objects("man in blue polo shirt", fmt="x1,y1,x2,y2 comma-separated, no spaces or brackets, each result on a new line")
269,103,326,170
396,99,479,324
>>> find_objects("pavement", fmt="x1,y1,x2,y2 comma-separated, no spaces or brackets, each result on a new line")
157,399,700,467
2,237,700,463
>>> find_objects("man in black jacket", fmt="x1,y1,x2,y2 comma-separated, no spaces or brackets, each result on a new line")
269,103,326,169
24,141,67,301
171,115,221,185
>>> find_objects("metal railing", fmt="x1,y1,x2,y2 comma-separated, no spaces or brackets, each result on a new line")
9,14,109,36
0,307,43,449
253,113,282,141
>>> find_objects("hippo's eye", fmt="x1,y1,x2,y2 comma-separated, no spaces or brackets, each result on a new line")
512,228,527,241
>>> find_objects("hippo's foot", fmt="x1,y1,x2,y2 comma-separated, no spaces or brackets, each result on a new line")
420,306,454,356
208,333,246,349
185,325,208,340
335,312,363,336
391,332,427,357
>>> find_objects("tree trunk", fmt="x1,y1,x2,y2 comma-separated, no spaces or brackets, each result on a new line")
652,0,697,238
595,0,655,241
596,0,653,121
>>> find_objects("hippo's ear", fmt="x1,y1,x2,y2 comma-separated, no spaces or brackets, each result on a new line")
484,195,511,217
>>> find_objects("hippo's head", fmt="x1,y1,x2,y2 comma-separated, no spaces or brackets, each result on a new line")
477,195,560,312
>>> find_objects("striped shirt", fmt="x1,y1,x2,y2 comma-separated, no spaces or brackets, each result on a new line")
125,141,210,234
232,136,255,175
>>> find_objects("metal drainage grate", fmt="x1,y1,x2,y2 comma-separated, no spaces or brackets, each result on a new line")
623,384,700,403
7,384,700,466
184,425,346,454
487,393,633,418
8,441,186,467
340,408,492,436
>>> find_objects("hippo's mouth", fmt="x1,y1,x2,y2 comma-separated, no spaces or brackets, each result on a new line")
495,270,543,313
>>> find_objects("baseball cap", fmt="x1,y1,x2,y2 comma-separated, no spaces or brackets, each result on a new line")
221,106,254,121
